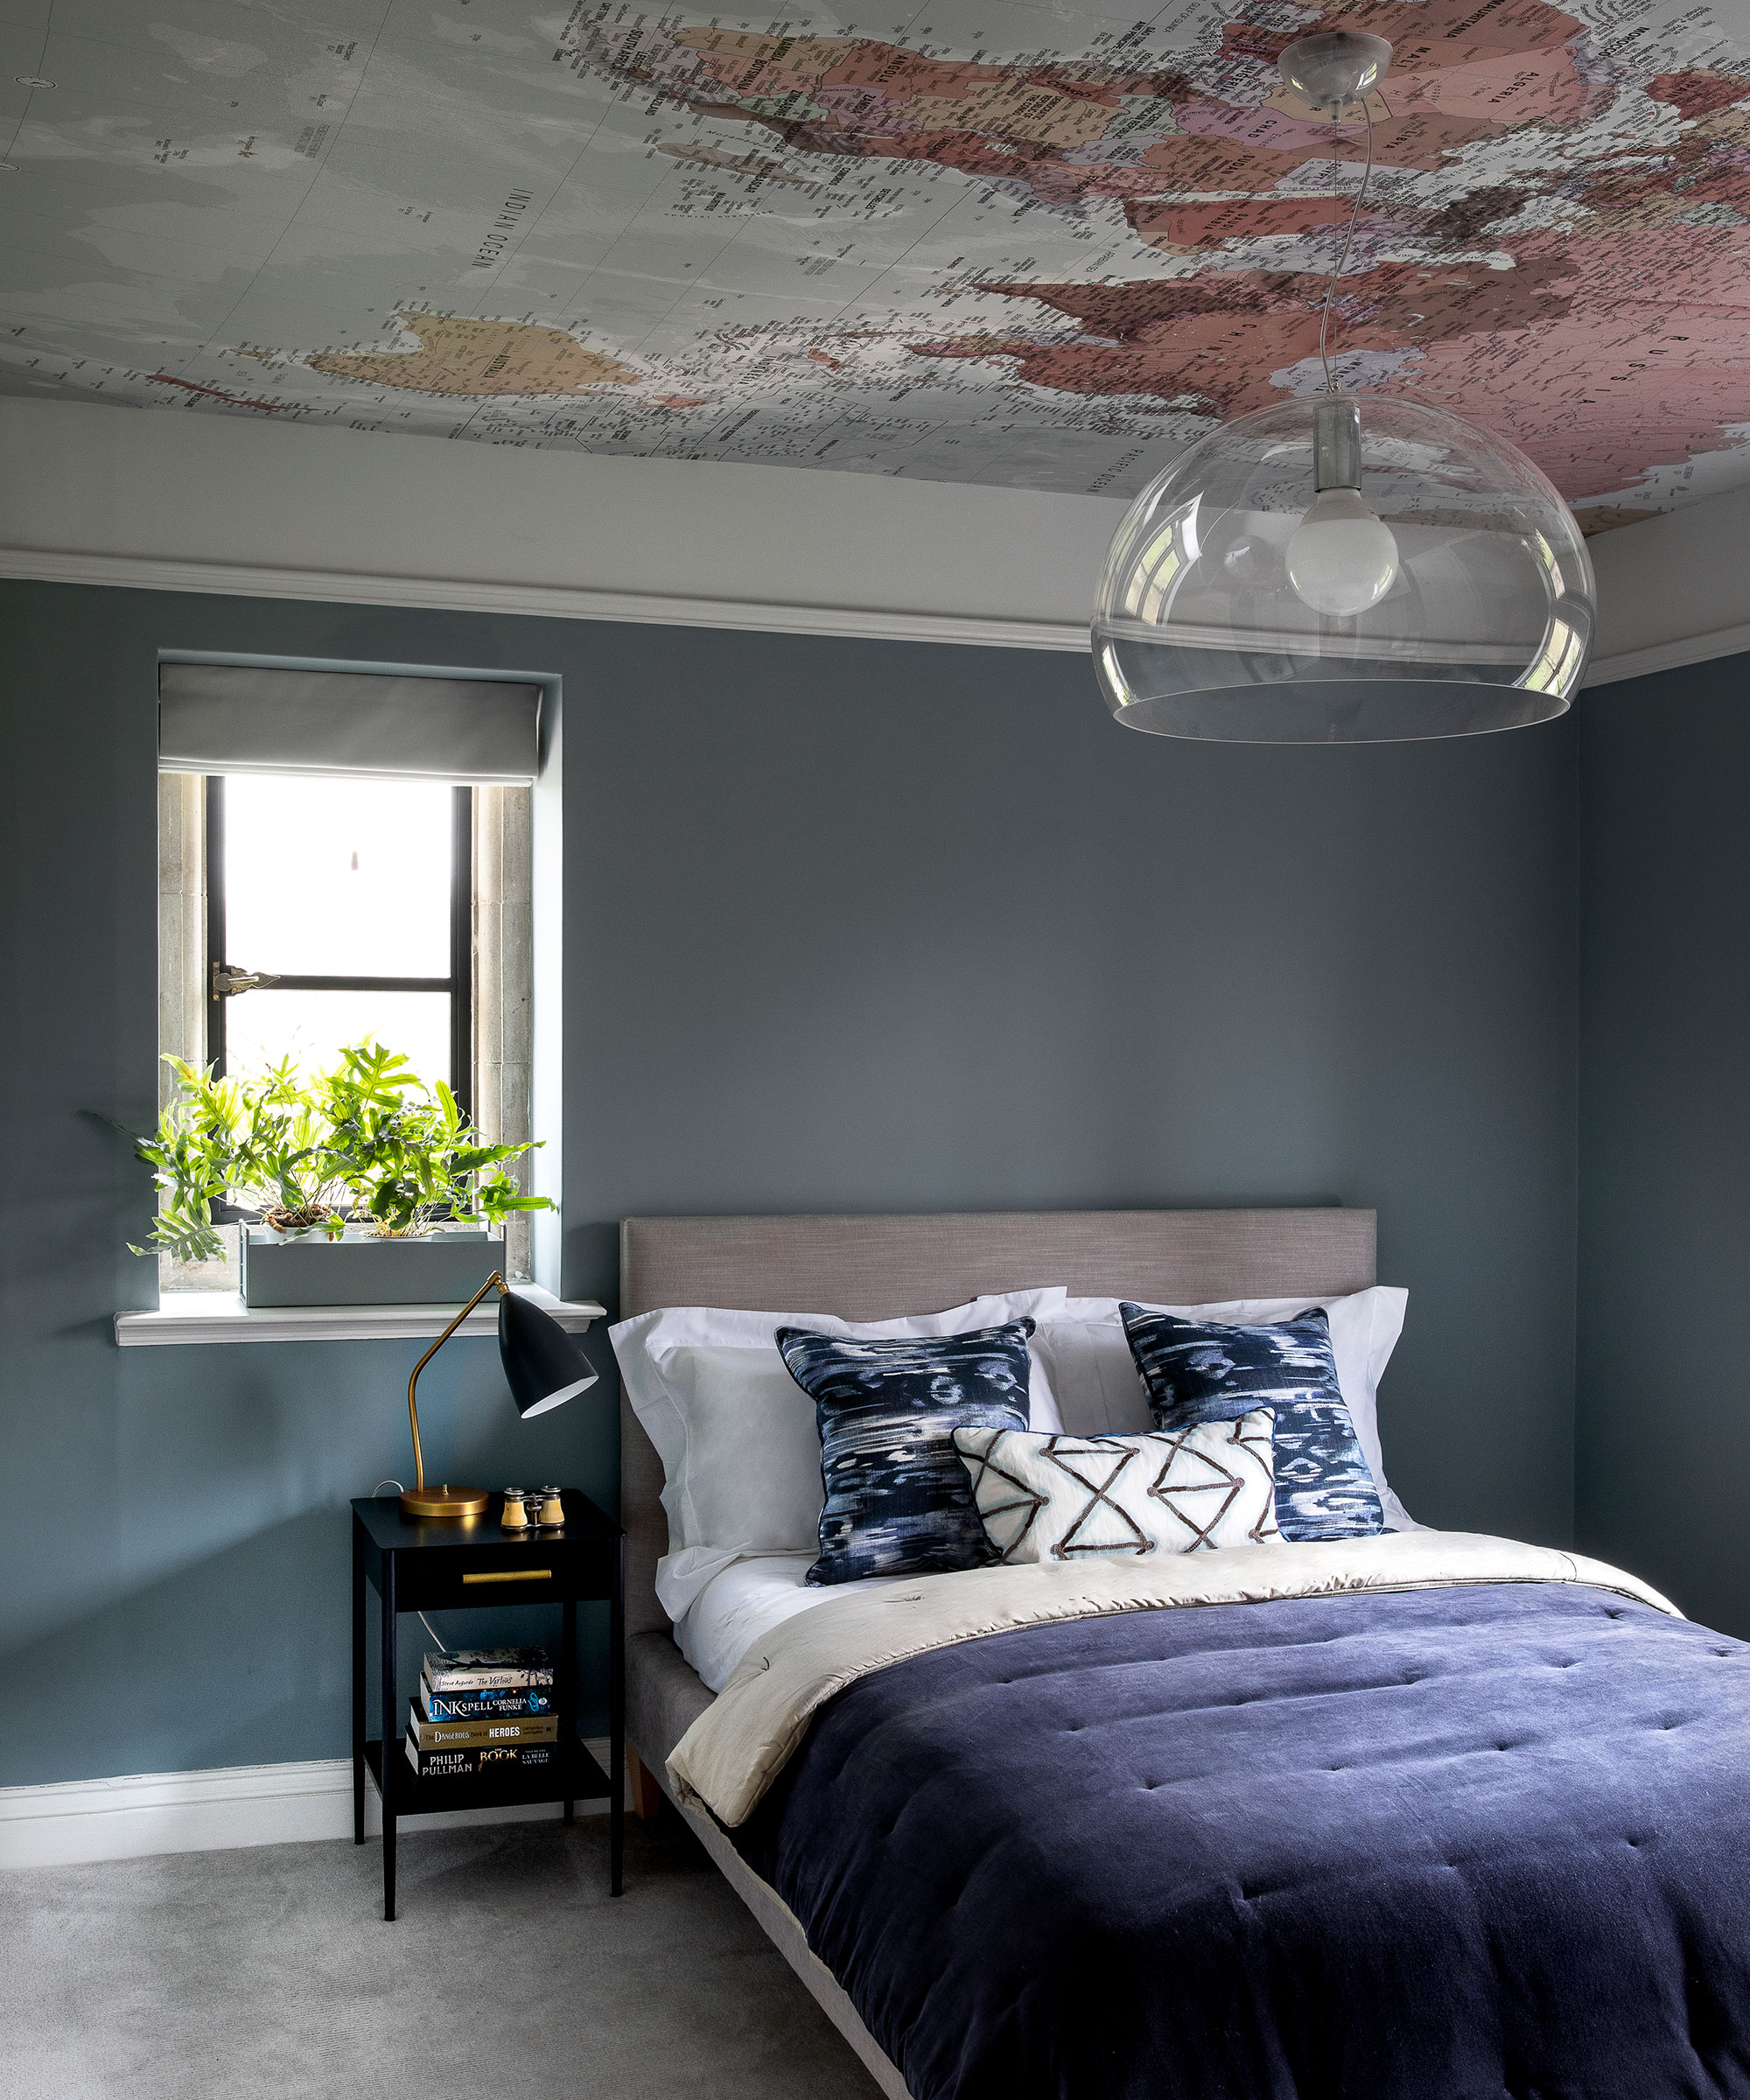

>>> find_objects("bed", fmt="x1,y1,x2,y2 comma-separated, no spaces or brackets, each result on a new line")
619,1208,1750,2100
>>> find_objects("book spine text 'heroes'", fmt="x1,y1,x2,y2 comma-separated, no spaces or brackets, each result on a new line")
408,1702,559,1750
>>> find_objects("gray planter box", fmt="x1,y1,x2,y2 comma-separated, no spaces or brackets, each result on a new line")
241,1226,506,1309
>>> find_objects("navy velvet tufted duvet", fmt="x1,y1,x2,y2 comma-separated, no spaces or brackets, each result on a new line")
732,1581,1750,2100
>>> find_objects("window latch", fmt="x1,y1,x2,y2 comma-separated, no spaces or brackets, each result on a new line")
212,962,282,998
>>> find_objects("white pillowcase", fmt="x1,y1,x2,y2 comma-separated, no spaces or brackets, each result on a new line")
1029,1287,1418,1531
955,1417,1282,1564
674,1552,901,1695
612,1289,1068,1619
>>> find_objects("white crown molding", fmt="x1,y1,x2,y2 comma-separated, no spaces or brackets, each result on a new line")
0,545,1093,654
1579,622,1750,688
114,1284,606,1347
0,1743,617,1870
5,400,1748,682
12,543,1747,688
11,543,1746,685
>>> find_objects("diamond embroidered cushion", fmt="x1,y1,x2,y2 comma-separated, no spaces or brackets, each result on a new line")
1119,1304,1383,1542
952,1418,1281,1563
776,1320,1036,1586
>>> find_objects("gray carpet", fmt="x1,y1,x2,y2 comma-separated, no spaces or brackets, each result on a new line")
3,1813,884,2100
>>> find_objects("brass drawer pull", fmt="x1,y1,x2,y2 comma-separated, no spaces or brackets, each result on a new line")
462,1568,552,1585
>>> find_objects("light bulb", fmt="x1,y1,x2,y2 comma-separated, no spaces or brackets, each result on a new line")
1285,487,1399,617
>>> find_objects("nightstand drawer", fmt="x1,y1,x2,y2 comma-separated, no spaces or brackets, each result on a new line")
392,1537,615,1609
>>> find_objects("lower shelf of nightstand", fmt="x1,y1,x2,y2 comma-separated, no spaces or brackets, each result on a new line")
362,1735,612,1816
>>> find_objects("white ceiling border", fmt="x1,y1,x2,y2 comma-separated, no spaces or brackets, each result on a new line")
1578,623,1750,689
5,401,1749,686
4,543,1741,687
0,545,1093,654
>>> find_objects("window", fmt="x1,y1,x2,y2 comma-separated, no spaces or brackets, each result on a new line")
158,771,535,1292
206,774,472,1104
155,657,542,1298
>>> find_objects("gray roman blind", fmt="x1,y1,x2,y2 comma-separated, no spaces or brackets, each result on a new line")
157,663,541,784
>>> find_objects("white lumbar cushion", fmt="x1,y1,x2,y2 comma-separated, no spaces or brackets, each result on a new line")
1028,1287,1418,1531
954,1416,1282,1563
611,1290,1068,1619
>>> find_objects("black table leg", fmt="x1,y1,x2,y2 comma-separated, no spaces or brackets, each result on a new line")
611,1532,625,1898
561,1595,577,1826
352,1516,366,1846
381,1550,397,1922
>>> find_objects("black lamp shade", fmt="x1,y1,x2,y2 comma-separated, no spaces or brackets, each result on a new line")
498,1291,599,1418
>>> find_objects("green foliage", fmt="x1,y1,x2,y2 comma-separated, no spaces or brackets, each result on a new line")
126,1043,551,1261
312,1041,550,1240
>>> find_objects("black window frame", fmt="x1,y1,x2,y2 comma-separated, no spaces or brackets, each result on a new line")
204,774,473,1116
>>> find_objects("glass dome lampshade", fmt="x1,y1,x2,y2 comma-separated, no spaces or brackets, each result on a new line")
1092,390,1597,743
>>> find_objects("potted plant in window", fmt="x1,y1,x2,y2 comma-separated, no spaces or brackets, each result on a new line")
127,1042,551,1308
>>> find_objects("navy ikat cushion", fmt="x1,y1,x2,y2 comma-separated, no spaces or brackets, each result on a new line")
777,1320,1037,1586
1119,1304,1383,1542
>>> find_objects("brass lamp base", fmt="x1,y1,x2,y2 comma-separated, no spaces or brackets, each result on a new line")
399,1483,490,1519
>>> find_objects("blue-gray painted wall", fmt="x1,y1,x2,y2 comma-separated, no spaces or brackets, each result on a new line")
1577,656,1750,1637
1,578,1580,1787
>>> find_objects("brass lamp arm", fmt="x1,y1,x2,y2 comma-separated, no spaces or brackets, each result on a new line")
407,1272,508,1493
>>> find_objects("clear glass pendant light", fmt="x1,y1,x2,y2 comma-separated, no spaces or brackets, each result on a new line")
1092,32,1597,744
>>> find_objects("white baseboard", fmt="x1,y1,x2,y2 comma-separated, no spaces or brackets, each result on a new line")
0,1741,617,1872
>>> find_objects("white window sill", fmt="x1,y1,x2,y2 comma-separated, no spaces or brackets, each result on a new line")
114,1286,607,1348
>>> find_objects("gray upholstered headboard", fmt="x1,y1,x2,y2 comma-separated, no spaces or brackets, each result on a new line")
617,1208,1376,1636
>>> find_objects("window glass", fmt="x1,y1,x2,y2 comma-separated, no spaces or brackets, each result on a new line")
219,774,456,1088
225,990,452,1091
222,774,452,978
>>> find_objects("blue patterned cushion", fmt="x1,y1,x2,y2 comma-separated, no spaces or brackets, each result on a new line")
777,1320,1037,1586
1118,1304,1383,1542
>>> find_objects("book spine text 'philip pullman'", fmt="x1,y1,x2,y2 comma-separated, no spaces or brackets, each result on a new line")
404,1738,556,1779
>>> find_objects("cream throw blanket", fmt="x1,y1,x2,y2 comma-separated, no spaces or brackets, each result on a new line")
668,1532,1678,1827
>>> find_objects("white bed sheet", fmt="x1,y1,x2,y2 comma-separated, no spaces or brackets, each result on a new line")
676,1554,906,1694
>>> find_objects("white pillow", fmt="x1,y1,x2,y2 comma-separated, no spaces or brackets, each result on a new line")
954,1416,1282,1562
612,1289,1068,1618
1030,1287,1418,1531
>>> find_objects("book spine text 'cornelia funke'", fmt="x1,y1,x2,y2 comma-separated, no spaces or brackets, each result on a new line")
420,1678,556,1721
422,1648,554,1693
404,1738,556,1779
407,1702,559,1750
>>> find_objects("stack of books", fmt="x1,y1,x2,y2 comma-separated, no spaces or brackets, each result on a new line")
406,1647,559,1779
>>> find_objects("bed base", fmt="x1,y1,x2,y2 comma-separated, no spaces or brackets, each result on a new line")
623,1619,910,2092
618,1207,1377,2100
656,1746,911,2098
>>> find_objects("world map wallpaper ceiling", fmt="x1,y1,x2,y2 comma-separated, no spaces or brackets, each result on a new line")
4,0,1749,524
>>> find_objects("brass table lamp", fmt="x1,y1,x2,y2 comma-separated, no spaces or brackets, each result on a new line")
400,1274,598,1518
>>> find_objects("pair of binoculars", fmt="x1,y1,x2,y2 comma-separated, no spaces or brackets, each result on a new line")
500,1488,564,1530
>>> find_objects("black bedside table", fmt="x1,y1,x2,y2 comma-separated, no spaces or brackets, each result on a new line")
351,1492,624,1921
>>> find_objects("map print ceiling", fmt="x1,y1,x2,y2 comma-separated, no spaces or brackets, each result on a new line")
4,0,1750,523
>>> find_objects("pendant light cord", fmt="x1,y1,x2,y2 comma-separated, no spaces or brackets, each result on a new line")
1318,98,1380,395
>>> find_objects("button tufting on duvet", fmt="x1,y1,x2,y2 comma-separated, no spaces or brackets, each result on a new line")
728,1578,1750,2100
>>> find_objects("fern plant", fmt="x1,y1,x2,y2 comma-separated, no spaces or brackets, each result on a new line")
314,1041,548,1239
128,1043,550,1261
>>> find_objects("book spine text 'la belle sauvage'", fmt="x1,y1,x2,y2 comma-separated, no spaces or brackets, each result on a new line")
419,1677,555,1722
422,1648,555,1693
407,1702,559,1751
405,1738,556,1779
